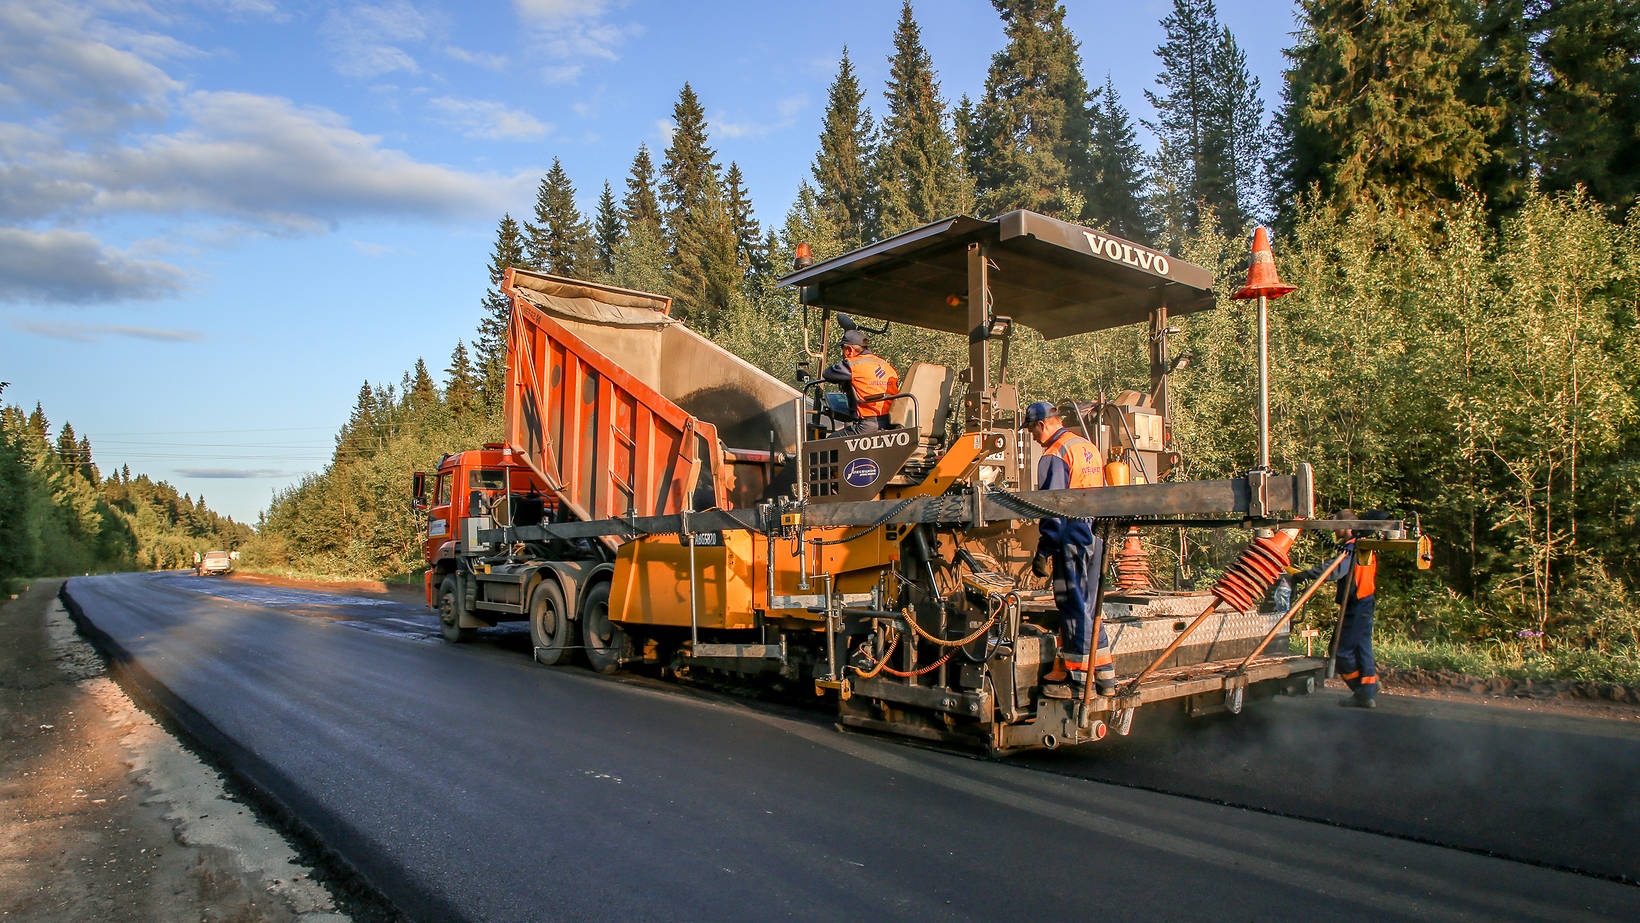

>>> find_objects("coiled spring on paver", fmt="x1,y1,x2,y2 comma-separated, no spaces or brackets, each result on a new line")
1211,530,1295,611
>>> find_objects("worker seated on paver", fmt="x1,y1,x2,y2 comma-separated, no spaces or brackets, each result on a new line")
821,329,899,435
1021,401,1116,698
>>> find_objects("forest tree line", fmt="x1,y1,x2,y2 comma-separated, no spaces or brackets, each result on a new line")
249,0,1639,660
0,384,253,586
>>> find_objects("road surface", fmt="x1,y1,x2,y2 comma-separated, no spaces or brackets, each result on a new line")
62,571,1640,921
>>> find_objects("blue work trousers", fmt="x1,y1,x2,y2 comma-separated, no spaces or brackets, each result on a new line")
1335,601,1378,698
1052,537,1113,686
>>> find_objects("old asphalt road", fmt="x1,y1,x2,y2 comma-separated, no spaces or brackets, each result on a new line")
63,571,1640,922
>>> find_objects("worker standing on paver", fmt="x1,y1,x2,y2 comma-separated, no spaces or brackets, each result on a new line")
1298,509,1383,708
1023,401,1115,698
821,329,899,434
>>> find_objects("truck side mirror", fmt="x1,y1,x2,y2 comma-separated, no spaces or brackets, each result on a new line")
412,472,428,509
794,362,811,383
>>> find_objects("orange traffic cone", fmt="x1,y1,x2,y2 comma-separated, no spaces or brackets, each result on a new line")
1231,227,1297,301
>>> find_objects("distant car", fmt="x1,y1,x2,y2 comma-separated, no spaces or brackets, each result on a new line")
197,550,233,577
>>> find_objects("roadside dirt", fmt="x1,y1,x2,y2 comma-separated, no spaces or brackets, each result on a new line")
0,579,351,922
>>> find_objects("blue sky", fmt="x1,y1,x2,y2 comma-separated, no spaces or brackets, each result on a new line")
1,0,1300,524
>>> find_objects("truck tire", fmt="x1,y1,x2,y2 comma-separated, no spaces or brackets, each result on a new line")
580,581,626,674
528,579,578,666
438,575,476,644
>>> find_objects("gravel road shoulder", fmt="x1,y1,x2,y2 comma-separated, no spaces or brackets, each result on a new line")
0,578,351,922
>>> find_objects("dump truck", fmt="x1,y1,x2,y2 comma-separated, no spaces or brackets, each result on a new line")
414,210,1425,752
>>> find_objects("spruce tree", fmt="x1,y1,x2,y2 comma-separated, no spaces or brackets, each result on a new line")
526,158,594,278
622,144,662,229
972,0,1094,219
811,48,875,247
1276,0,1500,211
446,342,477,415
476,214,526,407
1536,0,1640,208
410,358,438,411
1472,0,1535,213
660,84,732,324
610,219,669,296
1086,75,1152,241
1146,0,1221,232
723,162,763,275
875,1,970,235
594,180,621,280
1210,25,1268,228
337,382,378,461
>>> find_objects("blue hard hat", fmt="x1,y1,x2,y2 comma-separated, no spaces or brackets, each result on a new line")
1021,401,1058,427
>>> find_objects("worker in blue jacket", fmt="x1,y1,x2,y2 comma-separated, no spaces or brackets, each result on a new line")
1022,401,1114,698
1297,509,1383,708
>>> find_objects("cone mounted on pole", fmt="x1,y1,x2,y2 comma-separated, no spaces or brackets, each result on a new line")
1231,227,1297,301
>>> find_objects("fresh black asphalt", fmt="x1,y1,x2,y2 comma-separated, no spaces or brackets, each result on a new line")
62,571,1640,921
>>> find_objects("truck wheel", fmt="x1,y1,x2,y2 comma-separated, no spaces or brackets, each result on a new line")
438,575,476,644
580,581,625,674
528,580,578,666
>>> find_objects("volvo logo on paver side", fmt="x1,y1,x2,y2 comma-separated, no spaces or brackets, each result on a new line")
844,431,912,452
843,457,881,488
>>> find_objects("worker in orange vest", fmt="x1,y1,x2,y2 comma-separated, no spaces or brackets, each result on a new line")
1297,508,1383,708
821,329,900,434
1022,401,1114,698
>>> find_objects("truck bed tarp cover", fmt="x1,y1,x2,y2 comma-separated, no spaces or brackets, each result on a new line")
778,210,1217,339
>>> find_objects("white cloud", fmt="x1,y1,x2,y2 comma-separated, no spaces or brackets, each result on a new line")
13,319,205,342
441,44,508,71
0,1,182,137
350,240,395,258
0,228,187,304
428,96,550,141
710,99,803,141
320,1,432,79
25,91,533,231
512,0,638,80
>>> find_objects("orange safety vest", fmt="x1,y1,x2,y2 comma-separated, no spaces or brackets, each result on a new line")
848,353,899,418
1352,550,1377,598
1045,428,1105,489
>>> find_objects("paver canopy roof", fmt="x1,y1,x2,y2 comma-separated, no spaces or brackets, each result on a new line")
779,210,1217,340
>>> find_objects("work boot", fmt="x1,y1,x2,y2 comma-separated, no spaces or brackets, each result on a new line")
1043,657,1069,683
1338,694,1377,709
1095,678,1118,697
1039,682,1071,700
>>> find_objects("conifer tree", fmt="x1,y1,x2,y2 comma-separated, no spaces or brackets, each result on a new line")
811,48,875,247
410,358,438,411
1209,26,1268,228
610,219,669,296
1472,0,1535,213
55,422,78,469
723,162,763,275
1086,75,1152,241
76,435,95,482
875,1,971,234
622,144,662,229
971,0,1094,219
1535,0,1640,208
1276,0,1500,211
476,214,526,406
594,181,621,280
337,382,378,461
526,158,594,278
1146,1,1264,231
445,342,477,415
661,84,733,323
